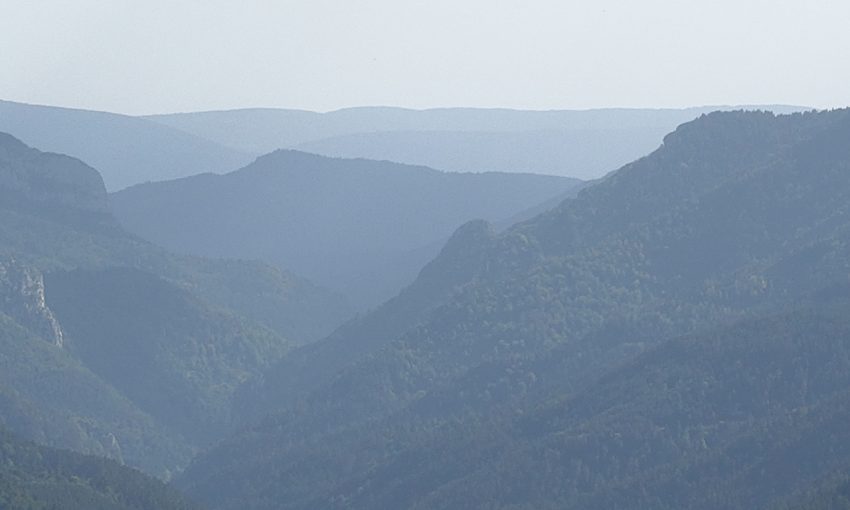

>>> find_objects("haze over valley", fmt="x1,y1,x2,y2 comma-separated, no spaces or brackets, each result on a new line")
2,1,850,509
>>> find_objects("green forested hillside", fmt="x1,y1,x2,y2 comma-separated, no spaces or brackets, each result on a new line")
179,109,850,510
44,267,289,444
0,428,202,510
787,478,850,510
0,310,191,477
402,301,850,510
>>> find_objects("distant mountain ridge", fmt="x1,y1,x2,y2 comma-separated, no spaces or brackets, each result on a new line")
110,150,583,307
145,105,807,179
0,100,808,189
0,100,254,190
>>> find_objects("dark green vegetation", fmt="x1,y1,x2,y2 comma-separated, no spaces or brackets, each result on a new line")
0,428,201,510
788,478,850,510
145,105,805,180
0,132,351,478
111,150,583,307
44,268,287,444
0,100,253,190
177,109,850,510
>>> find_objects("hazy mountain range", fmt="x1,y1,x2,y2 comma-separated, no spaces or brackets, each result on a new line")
0,100,254,191
147,105,807,180
2,105,850,510
175,108,850,510
0,100,807,192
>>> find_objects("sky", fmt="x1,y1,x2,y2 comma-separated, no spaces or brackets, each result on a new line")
1,0,848,115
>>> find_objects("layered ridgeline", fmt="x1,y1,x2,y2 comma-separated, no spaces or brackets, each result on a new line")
0,100,805,189
179,109,850,510
0,428,200,510
145,105,805,180
111,151,583,308
0,132,351,477
0,100,254,190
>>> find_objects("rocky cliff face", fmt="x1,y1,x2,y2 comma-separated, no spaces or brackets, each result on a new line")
0,258,64,347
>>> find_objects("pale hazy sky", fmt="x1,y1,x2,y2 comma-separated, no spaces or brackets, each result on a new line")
1,0,848,115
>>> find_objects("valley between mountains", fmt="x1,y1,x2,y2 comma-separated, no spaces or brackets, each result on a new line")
2,106,850,510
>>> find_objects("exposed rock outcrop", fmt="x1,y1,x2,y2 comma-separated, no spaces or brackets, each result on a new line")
0,258,64,347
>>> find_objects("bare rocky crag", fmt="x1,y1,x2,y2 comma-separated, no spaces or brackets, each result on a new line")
0,258,64,347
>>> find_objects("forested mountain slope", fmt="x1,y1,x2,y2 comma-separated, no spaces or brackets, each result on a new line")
180,109,850,510
0,428,202,510
786,477,850,510
44,267,287,445
0,133,350,477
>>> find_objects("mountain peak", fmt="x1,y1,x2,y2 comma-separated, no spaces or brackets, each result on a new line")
0,131,111,218
259,148,319,162
245,148,438,176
